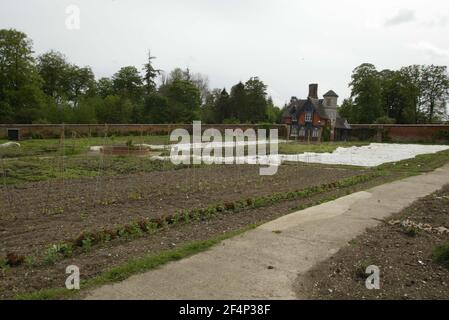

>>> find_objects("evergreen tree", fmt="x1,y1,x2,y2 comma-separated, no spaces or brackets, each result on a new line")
229,82,246,121
143,50,161,93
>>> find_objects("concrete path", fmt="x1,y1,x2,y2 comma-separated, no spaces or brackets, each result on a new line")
86,164,449,300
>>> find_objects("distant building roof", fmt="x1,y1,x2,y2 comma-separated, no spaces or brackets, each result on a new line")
282,90,351,129
335,116,351,129
323,90,339,98
282,98,329,120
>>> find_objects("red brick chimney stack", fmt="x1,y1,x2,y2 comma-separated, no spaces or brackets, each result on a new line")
308,83,318,99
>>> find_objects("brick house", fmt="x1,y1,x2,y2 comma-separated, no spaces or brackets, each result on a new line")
282,84,351,141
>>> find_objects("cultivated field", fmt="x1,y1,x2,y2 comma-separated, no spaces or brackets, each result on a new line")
1,135,448,299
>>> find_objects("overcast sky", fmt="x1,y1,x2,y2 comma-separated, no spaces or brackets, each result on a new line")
1,0,449,106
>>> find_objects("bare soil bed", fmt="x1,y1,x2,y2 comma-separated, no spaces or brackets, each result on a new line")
296,184,449,300
0,164,364,258
0,170,396,299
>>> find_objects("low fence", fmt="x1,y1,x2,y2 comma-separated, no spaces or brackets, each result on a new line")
350,124,449,143
0,123,289,140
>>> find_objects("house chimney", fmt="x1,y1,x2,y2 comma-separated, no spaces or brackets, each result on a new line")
308,84,318,99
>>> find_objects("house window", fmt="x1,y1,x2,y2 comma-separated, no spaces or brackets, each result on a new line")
305,112,312,122
312,128,319,138
299,128,305,137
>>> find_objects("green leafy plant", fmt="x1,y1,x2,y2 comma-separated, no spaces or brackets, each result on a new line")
44,245,60,265
432,243,449,269
402,226,418,237
354,261,371,279
0,257,9,269
82,237,93,253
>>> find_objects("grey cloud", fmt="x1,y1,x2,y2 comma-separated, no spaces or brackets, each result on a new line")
384,9,416,27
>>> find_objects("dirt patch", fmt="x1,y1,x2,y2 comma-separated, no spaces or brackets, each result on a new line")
0,171,395,299
0,164,363,258
296,185,449,300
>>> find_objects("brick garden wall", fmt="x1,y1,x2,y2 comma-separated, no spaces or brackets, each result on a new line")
350,124,449,143
0,124,289,140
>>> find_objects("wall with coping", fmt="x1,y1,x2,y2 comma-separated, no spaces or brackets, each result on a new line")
350,124,449,142
0,124,289,140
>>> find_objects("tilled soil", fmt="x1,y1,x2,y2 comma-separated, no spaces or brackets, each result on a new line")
0,172,394,299
0,164,362,257
296,185,449,300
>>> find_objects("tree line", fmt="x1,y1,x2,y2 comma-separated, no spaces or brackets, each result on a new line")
339,63,449,124
0,29,282,125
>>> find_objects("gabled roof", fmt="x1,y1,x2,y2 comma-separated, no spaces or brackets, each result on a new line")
323,90,339,98
308,98,329,119
282,98,329,120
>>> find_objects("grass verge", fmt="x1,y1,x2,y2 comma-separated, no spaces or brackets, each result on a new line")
15,223,259,300
279,141,370,154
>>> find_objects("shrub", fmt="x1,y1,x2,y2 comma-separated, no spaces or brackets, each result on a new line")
322,126,331,142
432,243,449,269
433,130,449,143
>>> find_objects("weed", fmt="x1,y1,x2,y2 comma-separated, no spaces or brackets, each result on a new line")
44,246,60,265
0,257,9,269
146,221,159,234
41,207,64,216
117,227,128,240
127,192,142,201
354,261,371,279
403,226,418,237
82,237,92,253
125,223,143,238
24,256,36,268
432,243,449,269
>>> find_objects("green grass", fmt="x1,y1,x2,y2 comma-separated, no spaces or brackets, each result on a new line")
376,149,449,174
15,223,259,300
0,154,193,185
279,141,370,155
0,135,171,159
3,138,446,185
